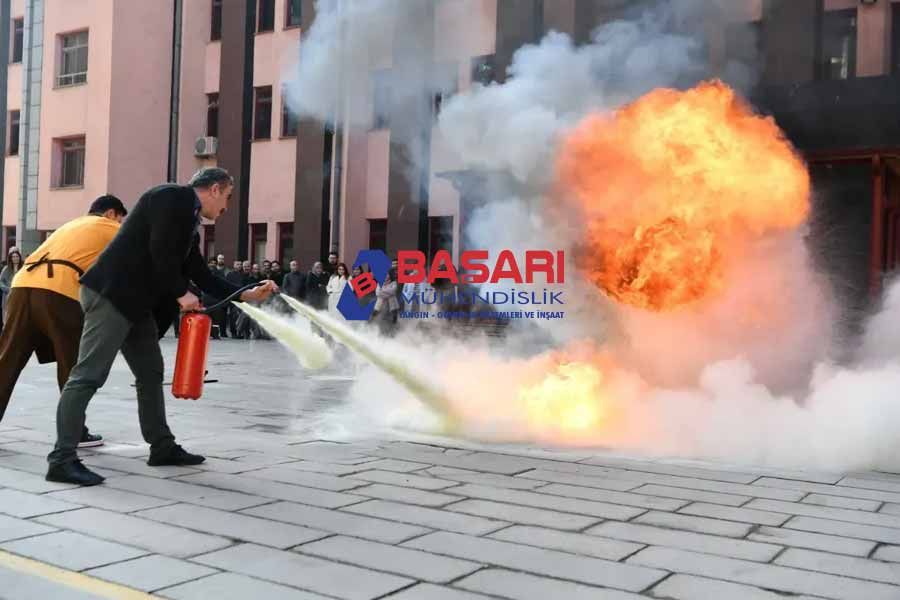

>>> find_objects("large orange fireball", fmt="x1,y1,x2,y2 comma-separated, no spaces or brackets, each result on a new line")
556,81,810,311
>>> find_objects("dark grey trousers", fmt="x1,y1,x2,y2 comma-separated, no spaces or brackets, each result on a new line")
47,287,176,466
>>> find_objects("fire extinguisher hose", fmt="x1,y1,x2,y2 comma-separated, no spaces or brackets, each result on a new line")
197,282,267,315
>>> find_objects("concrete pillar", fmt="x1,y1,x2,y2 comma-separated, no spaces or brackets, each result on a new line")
293,0,330,267
493,0,541,82
17,0,43,256
215,0,254,262
542,0,575,37
385,0,434,258
0,0,9,241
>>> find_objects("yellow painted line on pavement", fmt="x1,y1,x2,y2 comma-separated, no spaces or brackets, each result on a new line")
0,549,161,599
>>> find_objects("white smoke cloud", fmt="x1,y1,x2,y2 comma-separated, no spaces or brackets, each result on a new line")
283,0,389,125
321,288,900,471
612,232,836,392
283,0,465,129
437,21,703,190
855,275,900,367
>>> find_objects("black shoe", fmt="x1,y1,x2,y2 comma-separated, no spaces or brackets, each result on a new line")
78,432,104,448
46,460,105,486
147,444,205,466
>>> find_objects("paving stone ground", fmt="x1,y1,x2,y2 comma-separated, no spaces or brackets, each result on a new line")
1,338,900,599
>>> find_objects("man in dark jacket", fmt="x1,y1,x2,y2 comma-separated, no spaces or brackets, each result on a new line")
203,261,229,339
305,262,329,310
46,168,277,486
214,255,228,278
269,261,283,283
282,260,306,300
323,251,339,277
224,262,245,338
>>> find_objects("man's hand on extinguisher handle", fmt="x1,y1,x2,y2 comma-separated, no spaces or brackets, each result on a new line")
177,290,202,313
240,280,279,303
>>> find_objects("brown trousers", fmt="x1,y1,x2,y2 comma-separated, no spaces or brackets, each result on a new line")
0,288,84,420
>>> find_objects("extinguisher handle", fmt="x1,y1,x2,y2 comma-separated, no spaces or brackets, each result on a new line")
199,282,267,314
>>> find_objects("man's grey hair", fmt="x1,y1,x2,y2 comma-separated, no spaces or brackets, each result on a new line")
188,167,234,189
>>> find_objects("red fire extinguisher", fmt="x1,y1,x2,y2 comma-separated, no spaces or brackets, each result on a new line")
172,312,212,400
171,283,261,400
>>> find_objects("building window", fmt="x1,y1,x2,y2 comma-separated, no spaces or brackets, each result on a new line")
250,223,267,263
254,86,272,140
428,216,453,262
207,93,219,138
203,225,215,259
820,9,856,81
258,0,275,33
281,90,298,137
58,31,88,87
286,0,302,28
11,18,23,63
371,71,391,130
368,219,387,252
277,222,294,266
8,110,19,156
471,55,495,86
893,4,900,75
55,137,85,188
211,0,222,41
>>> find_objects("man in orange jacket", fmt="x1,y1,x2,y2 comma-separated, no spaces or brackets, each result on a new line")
0,196,127,446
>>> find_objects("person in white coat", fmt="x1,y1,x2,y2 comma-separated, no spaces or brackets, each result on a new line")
326,262,349,317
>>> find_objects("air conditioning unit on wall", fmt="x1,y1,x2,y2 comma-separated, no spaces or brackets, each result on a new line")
194,136,218,157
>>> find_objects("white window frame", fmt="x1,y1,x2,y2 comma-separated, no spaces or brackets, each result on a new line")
58,30,89,87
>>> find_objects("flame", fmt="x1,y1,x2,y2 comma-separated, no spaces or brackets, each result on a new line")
556,81,810,311
519,362,608,440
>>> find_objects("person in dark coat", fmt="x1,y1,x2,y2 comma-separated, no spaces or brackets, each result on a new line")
225,262,246,338
45,168,277,486
305,261,329,310
282,260,306,300
231,260,259,338
323,251,339,277
214,255,228,278
203,261,229,339
269,261,283,283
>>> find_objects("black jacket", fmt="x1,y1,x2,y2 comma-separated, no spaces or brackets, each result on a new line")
225,270,245,288
81,184,241,327
282,271,306,299
305,271,329,309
